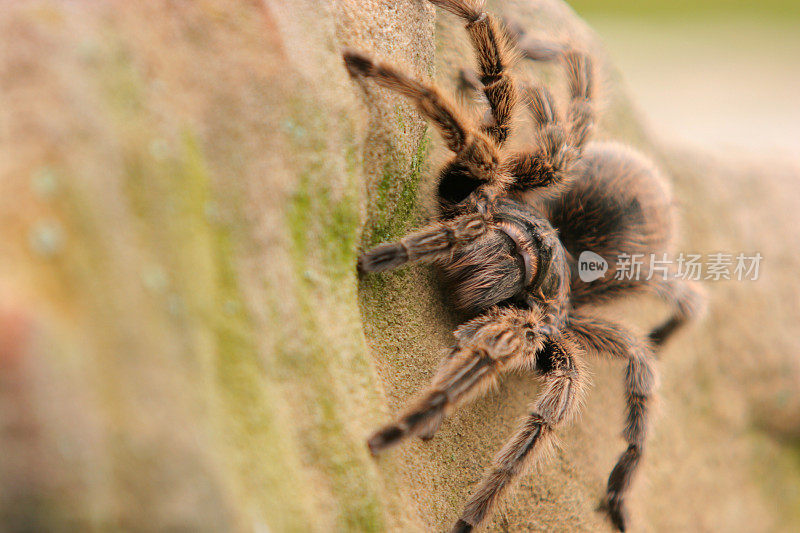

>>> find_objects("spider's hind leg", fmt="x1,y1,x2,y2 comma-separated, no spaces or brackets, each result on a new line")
524,47,594,152
567,311,658,532
497,48,595,193
562,50,594,147
649,278,707,347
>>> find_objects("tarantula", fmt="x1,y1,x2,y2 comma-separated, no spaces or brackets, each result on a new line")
343,1,705,531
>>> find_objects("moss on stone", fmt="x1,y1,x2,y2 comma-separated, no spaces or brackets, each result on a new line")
365,132,430,247
281,93,388,530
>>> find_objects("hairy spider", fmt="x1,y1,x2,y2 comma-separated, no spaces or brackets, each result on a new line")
343,1,706,531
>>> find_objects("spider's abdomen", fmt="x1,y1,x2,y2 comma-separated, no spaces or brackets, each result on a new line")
538,141,675,303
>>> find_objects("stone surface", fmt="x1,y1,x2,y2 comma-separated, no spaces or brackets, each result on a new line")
1,1,799,531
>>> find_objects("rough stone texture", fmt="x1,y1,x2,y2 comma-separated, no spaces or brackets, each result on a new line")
1,1,799,531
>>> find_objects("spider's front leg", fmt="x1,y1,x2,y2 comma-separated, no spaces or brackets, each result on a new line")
358,211,490,273
429,0,520,146
342,50,511,193
502,49,594,195
451,334,587,532
367,306,549,454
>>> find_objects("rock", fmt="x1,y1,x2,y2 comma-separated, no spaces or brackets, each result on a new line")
1,0,798,531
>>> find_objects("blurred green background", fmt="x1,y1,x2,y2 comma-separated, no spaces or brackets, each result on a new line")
567,0,800,159
568,0,800,19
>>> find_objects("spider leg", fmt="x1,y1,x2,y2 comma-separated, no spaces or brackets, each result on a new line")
451,335,586,532
343,49,469,153
563,50,594,147
507,18,594,146
455,68,499,145
517,36,566,62
524,49,594,149
429,1,520,146
358,212,490,273
497,47,594,193
367,306,548,454
503,83,571,191
567,311,658,532
343,51,510,191
649,278,707,347
450,16,594,193
500,16,565,61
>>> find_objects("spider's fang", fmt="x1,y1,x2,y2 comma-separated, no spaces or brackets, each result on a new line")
494,221,535,286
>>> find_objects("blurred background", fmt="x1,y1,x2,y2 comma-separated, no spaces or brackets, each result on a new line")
568,0,800,159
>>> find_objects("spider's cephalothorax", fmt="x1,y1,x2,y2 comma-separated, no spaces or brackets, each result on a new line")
345,1,705,531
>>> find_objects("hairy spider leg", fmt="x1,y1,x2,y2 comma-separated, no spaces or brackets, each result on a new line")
568,311,657,532
451,336,587,532
367,306,549,454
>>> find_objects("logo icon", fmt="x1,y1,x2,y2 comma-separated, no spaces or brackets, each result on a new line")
578,251,608,282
